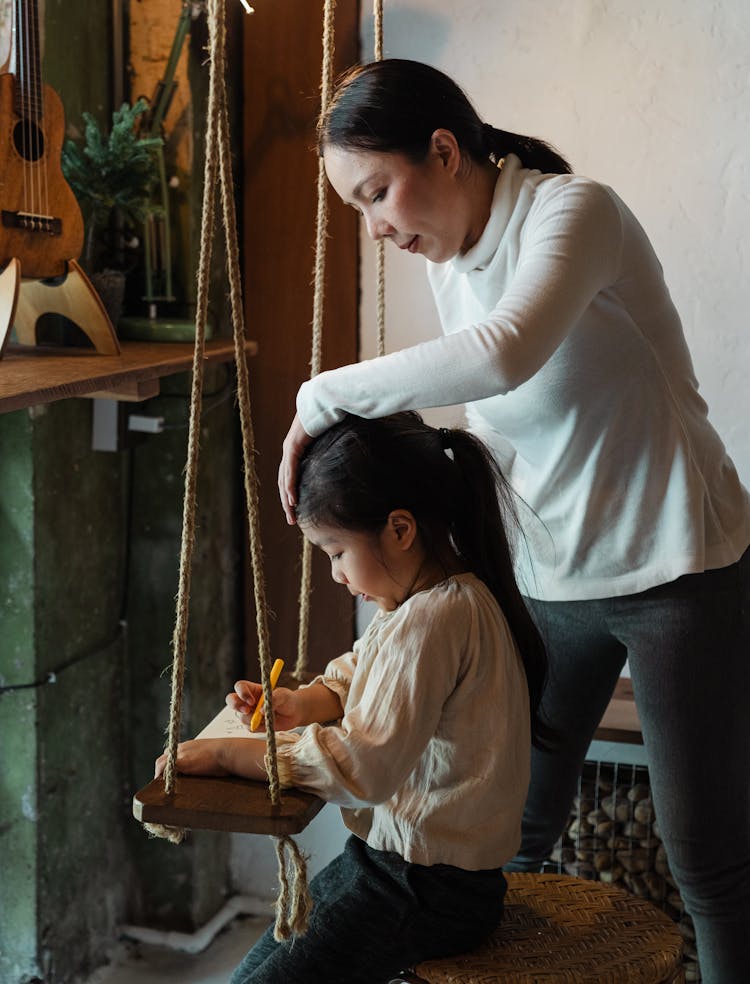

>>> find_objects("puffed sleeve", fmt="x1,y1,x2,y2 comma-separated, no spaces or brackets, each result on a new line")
298,647,358,713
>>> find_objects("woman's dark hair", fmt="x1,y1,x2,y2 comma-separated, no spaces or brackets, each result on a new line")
319,58,571,176
296,411,554,749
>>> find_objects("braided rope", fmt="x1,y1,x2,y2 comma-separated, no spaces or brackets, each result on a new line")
375,240,386,358
214,3,312,937
146,0,311,938
213,19,280,810
273,835,314,942
373,0,384,60
309,0,336,382
373,0,386,358
294,0,336,679
149,0,221,840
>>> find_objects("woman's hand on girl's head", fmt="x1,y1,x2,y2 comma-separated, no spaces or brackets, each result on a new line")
227,681,304,732
278,413,313,525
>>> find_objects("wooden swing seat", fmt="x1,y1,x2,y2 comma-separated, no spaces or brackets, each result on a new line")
134,671,325,837
133,774,324,836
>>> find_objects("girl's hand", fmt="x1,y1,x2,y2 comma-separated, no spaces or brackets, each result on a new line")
154,738,267,781
278,413,313,525
154,738,230,779
227,681,304,732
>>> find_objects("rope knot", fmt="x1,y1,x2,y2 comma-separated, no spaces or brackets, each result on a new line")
273,835,313,940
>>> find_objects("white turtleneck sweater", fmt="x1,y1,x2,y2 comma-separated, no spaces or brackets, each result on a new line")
297,155,750,600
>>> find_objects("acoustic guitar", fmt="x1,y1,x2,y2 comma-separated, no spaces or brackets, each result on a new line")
0,0,84,279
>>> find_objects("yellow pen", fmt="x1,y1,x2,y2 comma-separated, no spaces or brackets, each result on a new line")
249,658,284,732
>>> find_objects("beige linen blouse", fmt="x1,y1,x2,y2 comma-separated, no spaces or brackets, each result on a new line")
274,573,531,870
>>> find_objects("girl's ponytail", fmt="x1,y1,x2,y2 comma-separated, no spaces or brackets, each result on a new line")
443,427,554,749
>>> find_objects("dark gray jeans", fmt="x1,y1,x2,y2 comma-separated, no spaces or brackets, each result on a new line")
231,835,507,984
507,546,750,984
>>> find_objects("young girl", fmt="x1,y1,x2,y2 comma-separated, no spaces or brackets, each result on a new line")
156,411,550,984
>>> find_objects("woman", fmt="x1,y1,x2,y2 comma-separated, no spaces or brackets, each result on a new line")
278,58,750,983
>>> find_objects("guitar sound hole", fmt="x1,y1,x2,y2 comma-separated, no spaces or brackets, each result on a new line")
13,119,45,162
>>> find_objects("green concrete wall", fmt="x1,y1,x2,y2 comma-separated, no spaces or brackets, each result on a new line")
0,397,131,983
0,411,38,984
0,386,242,982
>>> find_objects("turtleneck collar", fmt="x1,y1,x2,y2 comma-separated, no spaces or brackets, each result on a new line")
451,153,524,274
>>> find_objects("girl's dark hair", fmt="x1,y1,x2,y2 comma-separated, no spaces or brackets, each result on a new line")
297,412,554,749
319,58,571,176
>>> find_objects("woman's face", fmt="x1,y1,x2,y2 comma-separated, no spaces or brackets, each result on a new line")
323,133,479,263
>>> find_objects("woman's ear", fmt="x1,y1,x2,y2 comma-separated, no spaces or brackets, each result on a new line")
430,128,461,175
385,509,418,551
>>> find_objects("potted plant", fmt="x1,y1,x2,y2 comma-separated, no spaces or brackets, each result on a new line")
62,99,162,324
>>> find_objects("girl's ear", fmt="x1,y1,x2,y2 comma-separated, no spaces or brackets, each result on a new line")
385,509,418,551
430,128,461,176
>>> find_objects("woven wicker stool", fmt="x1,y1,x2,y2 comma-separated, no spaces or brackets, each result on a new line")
391,873,685,984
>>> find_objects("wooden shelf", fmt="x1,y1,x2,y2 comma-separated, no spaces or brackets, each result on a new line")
594,677,643,745
0,338,257,413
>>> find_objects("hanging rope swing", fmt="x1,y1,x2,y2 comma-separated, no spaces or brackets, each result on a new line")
132,0,330,941
133,0,386,942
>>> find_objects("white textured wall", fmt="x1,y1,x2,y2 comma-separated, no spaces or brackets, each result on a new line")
360,0,750,483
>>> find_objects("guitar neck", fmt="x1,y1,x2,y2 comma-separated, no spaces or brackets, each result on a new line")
12,0,44,120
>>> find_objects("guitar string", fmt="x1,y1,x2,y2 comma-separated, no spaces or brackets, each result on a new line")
29,0,38,223
29,0,36,225
15,0,62,236
31,0,44,228
23,0,34,225
24,0,37,227
38,0,50,227
17,0,30,224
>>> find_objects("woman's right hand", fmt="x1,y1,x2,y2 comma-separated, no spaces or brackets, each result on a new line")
278,413,313,525
226,681,303,732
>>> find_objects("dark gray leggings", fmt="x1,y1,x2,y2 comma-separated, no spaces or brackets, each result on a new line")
230,836,507,984
508,547,750,984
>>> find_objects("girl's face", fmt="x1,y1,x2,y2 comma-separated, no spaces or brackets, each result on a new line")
323,133,480,263
300,516,415,612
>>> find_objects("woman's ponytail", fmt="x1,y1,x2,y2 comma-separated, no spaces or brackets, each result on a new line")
481,123,571,175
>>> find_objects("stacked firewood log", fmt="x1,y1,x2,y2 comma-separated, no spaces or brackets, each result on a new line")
549,764,700,981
